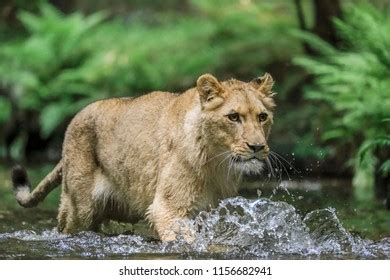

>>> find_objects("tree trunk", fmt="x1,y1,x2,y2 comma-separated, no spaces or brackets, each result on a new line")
293,0,342,55
312,0,342,47
49,0,76,13
375,150,390,210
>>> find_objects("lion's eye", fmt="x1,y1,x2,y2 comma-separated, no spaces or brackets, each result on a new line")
227,113,240,122
258,112,268,122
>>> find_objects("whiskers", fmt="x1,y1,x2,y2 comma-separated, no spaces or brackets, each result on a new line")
217,153,233,169
203,151,231,166
204,151,234,177
204,149,299,183
265,157,275,179
204,151,246,182
265,150,300,182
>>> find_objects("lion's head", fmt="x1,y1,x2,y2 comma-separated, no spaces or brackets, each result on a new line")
197,73,276,175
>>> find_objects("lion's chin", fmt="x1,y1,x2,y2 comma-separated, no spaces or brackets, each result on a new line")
232,158,265,175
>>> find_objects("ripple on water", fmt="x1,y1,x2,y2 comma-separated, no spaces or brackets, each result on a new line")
0,197,389,259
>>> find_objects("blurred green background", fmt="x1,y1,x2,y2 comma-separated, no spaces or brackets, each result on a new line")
0,0,389,237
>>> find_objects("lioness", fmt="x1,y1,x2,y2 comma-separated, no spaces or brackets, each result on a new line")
12,73,275,241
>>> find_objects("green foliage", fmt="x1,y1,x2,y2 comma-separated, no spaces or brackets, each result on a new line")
0,4,106,137
0,96,11,123
358,135,390,176
294,3,390,184
0,1,298,156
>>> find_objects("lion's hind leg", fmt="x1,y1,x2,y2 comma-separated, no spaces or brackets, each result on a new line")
57,131,106,234
59,167,108,234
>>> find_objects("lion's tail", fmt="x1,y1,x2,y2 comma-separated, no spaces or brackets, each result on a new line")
11,160,62,208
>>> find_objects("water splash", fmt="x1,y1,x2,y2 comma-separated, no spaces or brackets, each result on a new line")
0,197,389,259
192,197,389,258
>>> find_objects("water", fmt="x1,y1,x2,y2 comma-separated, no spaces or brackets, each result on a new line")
0,196,389,259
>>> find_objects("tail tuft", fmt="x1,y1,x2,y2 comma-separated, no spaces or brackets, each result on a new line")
11,165,30,189
11,161,62,208
11,165,34,207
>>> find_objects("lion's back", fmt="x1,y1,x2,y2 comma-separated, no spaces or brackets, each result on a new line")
72,90,177,156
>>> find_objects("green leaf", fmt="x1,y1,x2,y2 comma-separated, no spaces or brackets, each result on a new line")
0,96,11,123
39,103,69,138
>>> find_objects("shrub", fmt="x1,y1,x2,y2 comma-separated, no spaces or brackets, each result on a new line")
294,3,390,189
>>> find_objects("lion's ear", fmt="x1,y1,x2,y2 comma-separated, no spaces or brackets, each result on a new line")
197,74,224,105
251,72,275,96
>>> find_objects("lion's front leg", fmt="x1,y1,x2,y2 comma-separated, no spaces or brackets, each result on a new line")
156,216,195,243
147,193,196,243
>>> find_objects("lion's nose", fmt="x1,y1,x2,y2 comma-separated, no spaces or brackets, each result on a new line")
246,143,265,153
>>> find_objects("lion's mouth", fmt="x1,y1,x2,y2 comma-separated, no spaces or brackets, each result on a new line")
231,155,262,163
230,155,265,175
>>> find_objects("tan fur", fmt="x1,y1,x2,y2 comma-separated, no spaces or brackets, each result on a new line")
15,73,276,241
